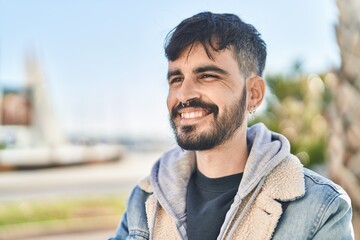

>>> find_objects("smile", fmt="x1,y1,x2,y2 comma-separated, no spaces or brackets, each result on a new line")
178,108,212,120
181,111,207,119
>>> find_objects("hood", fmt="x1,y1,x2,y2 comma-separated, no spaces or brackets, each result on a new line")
239,123,291,199
149,123,292,220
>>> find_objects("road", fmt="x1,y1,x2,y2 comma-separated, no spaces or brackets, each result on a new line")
0,150,163,240
0,150,161,202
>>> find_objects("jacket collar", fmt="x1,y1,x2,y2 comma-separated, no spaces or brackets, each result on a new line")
227,156,305,239
261,155,305,201
147,123,299,221
144,151,305,240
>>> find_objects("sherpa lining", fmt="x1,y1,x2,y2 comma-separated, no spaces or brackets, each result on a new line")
142,156,305,240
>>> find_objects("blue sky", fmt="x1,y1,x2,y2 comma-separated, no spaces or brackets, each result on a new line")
0,0,339,139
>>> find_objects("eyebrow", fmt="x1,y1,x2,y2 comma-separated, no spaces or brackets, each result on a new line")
167,69,182,81
167,65,229,81
193,65,229,75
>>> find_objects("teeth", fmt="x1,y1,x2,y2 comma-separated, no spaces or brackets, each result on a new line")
181,111,205,119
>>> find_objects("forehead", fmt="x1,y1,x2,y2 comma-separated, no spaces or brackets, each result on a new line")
168,43,239,71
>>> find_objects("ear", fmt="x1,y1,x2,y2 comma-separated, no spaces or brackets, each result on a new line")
246,76,265,111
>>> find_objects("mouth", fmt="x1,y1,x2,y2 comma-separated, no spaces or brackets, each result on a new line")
171,99,218,124
179,108,212,119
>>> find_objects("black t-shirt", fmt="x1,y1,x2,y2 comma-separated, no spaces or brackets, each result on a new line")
186,169,243,240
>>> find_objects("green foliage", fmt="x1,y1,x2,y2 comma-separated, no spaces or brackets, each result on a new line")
0,196,125,227
251,68,330,167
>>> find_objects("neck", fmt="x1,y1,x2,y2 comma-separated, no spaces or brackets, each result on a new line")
195,126,248,178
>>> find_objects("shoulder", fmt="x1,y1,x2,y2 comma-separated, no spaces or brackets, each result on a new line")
303,168,349,200
302,168,352,223
126,180,153,214
273,168,354,239
301,168,353,237
110,182,153,240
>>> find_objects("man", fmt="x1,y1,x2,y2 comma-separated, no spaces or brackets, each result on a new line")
110,12,354,239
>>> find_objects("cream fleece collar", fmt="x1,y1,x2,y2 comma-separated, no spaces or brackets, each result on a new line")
147,124,294,219
142,152,305,240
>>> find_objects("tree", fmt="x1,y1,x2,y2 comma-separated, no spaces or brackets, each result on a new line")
254,66,329,168
327,0,360,237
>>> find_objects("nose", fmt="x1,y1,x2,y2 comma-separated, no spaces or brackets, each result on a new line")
176,78,200,103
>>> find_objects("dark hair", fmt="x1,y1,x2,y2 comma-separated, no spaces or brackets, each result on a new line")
164,12,267,77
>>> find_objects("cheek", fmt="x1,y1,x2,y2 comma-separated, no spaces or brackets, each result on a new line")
167,91,176,112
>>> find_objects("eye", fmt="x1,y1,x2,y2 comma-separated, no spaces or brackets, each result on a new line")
200,74,218,80
169,77,183,85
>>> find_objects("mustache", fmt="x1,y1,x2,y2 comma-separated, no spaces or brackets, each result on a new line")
171,99,219,118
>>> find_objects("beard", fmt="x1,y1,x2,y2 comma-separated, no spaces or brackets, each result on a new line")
169,85,247,150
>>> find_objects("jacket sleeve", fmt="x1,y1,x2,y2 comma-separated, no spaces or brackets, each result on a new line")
108,212,129,240
312,193,354,240
108,186,151,240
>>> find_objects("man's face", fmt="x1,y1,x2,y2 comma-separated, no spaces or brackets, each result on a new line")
167,43,248,150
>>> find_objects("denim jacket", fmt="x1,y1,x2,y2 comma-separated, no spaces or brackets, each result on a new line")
109,124,354,239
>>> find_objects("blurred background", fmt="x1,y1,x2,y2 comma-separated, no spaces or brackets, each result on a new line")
0,0,359,239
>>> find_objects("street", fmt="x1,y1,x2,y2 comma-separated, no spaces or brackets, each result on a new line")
0,150,161,202
0,150,163,240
